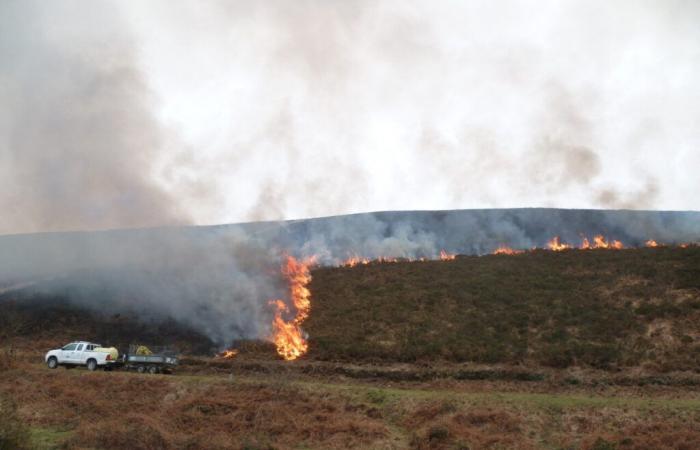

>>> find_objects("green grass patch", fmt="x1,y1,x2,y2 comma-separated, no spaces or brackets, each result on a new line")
27,427,72,450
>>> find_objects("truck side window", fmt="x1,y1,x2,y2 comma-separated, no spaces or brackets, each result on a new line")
62,344,77,351
86,345,94,351
76,344,84,351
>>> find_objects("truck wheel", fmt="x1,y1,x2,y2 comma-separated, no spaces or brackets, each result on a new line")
47,357,58,369
87,359,97,371
148,366,158,375
137,365,146,374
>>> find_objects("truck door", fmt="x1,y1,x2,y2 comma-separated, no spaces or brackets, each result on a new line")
60,343,78,363
73,343,86,364
82,344,95,364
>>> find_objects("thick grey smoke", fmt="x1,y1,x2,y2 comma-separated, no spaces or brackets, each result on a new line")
4,1,698,237
0,225,287,345
121,0,700,220
0,1,191,235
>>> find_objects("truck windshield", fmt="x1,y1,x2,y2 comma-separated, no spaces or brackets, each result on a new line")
62,344,77,351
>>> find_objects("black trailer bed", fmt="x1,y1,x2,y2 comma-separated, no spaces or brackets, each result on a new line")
122,345,179,374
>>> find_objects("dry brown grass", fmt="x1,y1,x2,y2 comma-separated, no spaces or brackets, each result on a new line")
0,346,17,372
579,423,700,450
406,401,533,450
0,394,30,450
2,362,700,449
0,367,388,450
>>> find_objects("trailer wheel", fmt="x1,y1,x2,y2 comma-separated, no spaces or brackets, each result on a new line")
148,366,158,375
47,357,58,369
87,359,97,371
136,365,146,374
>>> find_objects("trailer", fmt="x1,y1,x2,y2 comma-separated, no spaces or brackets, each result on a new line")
121,345,178,374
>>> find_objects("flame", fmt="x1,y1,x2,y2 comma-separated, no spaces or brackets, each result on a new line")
580,237,591,249
337,238,688,268
493,245,523,255
376,256,399,263
593,235,607,248
547,236,571,251
270,255,315,361
439,250,456,261
589,235,624,249
578,235,623,249
342,255,370,267
216,349,239,359
336,233,676,266
342,252,457,266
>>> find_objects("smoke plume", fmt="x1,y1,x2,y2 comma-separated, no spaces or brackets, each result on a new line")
0,1,190,234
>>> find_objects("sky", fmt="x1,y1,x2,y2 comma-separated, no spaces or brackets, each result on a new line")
1,0,699,235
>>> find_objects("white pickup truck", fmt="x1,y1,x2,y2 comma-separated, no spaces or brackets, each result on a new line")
45,341,118,371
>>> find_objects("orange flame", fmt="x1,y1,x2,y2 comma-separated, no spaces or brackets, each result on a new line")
376,256,399,263
578,235,623,249
270,255,315,361
342,255,370,267
593,235,607,248
547,236,571,251
493,245,523,255
580,237,591,249
589,235,624,249
645,239,659,248
216,349,239,359
440,250,456,261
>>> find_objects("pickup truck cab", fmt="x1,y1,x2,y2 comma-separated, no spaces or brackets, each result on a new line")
45,341,118,371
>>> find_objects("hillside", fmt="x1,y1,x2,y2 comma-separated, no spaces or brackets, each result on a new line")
3,246,700,449
2,208,699,352
3,246,700,373
306,246,700,371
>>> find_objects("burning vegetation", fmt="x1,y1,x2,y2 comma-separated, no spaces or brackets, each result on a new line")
340,250,456,267
547,236,571,251
215,349,239,359
493,245,524,255
269,256,315,361
440,250,456,260
333,236,696,267
491,235,694,255
342,255,371,267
